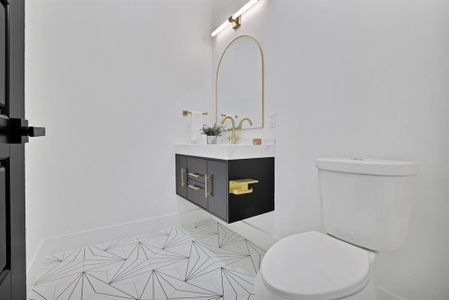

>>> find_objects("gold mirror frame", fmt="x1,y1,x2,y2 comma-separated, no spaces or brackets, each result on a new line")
215,35,265,129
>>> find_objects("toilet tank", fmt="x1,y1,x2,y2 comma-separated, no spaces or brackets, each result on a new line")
316,158,418,251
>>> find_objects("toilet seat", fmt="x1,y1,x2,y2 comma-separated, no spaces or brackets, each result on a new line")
260,231,371,300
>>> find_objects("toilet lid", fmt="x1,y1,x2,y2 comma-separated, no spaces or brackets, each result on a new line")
260,231,371,300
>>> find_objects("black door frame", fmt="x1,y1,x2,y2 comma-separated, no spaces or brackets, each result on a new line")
0,0,27,298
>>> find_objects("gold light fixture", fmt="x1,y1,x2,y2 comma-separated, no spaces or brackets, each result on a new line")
211,0,261,38
228,16,241,30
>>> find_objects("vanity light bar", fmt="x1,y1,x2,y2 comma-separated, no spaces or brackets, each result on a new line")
211,0,260,38
211,20,230,38
232,0,259,19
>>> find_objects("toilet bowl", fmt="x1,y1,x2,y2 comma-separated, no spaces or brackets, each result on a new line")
254,231,377,300
254,158,418,300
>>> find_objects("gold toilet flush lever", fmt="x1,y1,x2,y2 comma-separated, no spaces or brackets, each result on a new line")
229,179,259,195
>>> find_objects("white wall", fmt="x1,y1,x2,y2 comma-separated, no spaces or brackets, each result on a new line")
25,0,212,269
212,0,449,299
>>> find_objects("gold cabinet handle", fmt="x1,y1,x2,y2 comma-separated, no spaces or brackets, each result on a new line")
181,168,186,187
188,172,201,178
188,184,201,191
204,175,214,198
204,175,209,198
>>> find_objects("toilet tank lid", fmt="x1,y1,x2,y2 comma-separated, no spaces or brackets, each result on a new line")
316,158,419,176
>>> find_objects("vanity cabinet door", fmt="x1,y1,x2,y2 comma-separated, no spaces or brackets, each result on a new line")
187,183,207,209
187,157,208,208
175,155,187,198
187,157,207,183
207,160,228,221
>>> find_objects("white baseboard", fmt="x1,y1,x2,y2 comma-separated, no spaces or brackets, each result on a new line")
27,209,209,293
377,286,407,300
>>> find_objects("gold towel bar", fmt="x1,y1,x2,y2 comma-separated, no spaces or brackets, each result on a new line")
229,179,259,195
182,110,208,117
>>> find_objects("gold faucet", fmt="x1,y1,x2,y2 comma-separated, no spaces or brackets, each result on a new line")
238,117,253,130
221,115,239,144
221,115,254,144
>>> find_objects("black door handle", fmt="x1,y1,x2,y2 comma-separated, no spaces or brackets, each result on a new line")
23,126,46,137
0,117,46,144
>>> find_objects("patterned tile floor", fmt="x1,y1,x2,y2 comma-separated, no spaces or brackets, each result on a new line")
29,219,266,300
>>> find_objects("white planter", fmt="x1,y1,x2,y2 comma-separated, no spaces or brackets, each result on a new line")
207,136,218,144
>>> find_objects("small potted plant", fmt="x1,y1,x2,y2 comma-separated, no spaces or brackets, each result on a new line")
201,124,224,144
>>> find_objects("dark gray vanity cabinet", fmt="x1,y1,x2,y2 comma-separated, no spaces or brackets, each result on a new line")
175,154,274,223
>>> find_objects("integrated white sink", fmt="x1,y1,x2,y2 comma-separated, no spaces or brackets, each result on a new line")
175,144,276,160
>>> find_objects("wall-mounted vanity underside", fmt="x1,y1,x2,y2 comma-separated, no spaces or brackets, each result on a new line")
175,148,274,223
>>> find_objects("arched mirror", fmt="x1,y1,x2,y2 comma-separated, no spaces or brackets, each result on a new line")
215,35,264,129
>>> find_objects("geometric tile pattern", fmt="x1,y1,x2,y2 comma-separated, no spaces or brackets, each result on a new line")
29,219,266,300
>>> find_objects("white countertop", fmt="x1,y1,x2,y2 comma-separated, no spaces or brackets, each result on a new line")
175,144,276,160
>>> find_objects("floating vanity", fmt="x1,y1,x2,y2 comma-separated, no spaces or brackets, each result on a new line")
175,144,275,223
176,35,274,223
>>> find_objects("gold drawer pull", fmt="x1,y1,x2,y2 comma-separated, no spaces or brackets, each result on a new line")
188,172,201,178
204,175,210,198
181,168,186,187
188,184,201,191
229,179,259,195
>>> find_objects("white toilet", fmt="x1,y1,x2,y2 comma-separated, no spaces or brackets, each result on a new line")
255,158,418,300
